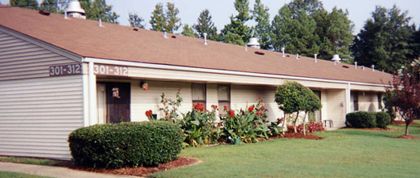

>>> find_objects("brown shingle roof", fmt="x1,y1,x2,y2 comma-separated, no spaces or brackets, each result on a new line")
0,7,392,85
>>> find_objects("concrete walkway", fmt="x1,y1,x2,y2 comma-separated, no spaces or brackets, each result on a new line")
0,162,140,178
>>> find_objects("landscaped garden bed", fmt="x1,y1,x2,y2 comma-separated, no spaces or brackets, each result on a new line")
73,157,200,177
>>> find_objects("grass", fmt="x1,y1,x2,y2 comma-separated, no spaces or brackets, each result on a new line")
152,121,420,178
0,171,50,178
0,157,61,166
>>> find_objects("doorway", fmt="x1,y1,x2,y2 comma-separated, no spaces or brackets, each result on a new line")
97,82,131,123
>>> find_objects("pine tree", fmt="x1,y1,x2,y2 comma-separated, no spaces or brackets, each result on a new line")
39,0,59,13
10,0,38,9
193,9,218,40
149,3,166,32
80,0,119,24
128,13,145,29
220,0,251,45
165,2,181,33
352,6,415,73
181,24,196,37
271,4,319,56
411,27,420,59
252,0,272,49
314,7,353,61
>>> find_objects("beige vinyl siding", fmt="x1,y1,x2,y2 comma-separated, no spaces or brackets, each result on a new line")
0,30,78,81
0,76,83,160
0,30,84,160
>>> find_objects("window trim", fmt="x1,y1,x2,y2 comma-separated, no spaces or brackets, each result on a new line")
192,83,207,107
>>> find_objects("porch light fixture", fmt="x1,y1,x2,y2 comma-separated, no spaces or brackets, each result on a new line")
140,81,149,91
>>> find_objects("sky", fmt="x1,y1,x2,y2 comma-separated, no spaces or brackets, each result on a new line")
1,0,420,34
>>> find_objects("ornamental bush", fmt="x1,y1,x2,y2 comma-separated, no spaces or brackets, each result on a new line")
68,121,183,168
178,104,221,147
220,100,270,144
375,112,391,128
346,112,377,128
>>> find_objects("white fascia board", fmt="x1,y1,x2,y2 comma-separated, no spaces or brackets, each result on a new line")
83,57,390,88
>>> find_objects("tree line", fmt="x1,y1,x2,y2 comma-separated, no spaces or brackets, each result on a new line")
9,0,420,73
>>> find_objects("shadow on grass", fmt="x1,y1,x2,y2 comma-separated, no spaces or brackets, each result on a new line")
335,129,398,139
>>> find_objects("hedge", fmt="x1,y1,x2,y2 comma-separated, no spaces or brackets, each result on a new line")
346,111,392,128
376,112,391,128
346,112,377,128
68,121,183,168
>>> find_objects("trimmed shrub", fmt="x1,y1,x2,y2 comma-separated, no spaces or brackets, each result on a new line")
68,121,183,168
346,112,377,128
376,112,391,128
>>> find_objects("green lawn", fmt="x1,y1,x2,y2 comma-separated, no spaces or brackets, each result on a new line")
153,122,420,178
0,171,49,178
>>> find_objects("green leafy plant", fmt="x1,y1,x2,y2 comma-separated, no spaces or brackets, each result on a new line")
178,104,221,147
159,90,183,122
375,112,391,128
346,111,377,128
68,121,183,168
275,81,321,134
220,100,270,144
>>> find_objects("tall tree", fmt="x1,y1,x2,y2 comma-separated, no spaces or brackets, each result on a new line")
386,59,420,136
39,0,59,13
220,0,251,45
271,4,319,56
165,2,181,33
252,0,272,49
80,0,119,24
128,13,145,29
181,24,196,37
352,6,415,73
410,26,420,59
9,0,38,9
193,9,218,40
149,3,166,32
313,7,353,61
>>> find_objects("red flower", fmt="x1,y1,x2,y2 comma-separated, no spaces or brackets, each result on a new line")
223,105,228,111
229,110,235,117
248,105,255,112
145,110,153,118
193,103,205,112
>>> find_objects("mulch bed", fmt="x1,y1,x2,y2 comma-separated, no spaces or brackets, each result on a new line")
271,133,323,140
73,157,200,177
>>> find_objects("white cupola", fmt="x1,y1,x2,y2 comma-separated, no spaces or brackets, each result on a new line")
247,37,260,49
66,0,86,19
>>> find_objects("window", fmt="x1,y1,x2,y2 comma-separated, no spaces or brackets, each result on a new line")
218,85,230,114
351,91,359,111
192,83,206,108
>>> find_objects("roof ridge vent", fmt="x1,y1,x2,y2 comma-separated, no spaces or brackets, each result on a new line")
371,64,375,71
163,31,168,39
314,54,318,63
354,62,358,69
331,54,341,64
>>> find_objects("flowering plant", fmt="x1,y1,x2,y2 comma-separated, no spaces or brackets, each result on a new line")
145,110,153,121
193,103,205,112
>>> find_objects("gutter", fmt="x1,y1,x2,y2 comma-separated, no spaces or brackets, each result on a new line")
83,57,390,88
